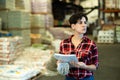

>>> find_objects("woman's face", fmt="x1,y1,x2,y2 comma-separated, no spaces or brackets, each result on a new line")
72,17,87,34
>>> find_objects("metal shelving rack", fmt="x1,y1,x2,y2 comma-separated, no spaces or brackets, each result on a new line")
98,0,120,22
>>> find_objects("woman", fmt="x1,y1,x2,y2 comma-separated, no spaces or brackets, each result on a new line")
58,13,99,80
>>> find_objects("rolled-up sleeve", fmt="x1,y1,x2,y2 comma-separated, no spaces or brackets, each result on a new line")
90,44,99,68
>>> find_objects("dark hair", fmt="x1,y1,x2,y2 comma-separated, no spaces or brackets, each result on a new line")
69,13,88,25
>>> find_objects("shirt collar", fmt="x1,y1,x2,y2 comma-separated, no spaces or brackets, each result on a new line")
69,35,87,42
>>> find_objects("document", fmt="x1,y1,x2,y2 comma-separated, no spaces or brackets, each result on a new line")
54,53,78,63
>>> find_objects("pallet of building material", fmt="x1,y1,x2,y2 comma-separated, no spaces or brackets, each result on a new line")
0,18,1,30
116,32,120,37
115,25,120,43
0,53,16,61
0,65,41,80
31,14,46,28
15,0,31,12
0,11,8,30
31,28,46,35
0,10,31,30
31,33,41,44
8,10,31,29
0,0,15,10
31,14,53,28
105,0,120,9
31,0,52,14
0,36,24,60
116,37,120,43
0,60,13,65
116,25,120,31
0,37,24,65
9,29,31,46
97,30,115,43
114,20,120,25
102,24,115,30
45,14,54,28
116,31,120,43
8,28,30,36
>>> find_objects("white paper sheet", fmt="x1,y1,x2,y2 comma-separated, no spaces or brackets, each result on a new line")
54,53,78,63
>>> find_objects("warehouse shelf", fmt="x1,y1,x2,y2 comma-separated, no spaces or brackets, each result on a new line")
100,9,120,13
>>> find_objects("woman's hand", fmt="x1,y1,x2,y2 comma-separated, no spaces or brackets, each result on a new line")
69,61,87,68
69,61,97,71
57,60,64,66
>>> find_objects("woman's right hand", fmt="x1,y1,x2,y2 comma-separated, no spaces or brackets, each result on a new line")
57,60,63,66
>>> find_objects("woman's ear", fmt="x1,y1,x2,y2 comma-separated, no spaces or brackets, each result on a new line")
71,24,75,29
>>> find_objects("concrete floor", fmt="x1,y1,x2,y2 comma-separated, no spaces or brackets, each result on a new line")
94,43,120,80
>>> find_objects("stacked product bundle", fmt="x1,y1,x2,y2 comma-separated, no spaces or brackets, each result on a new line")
31,14,53,34
97,30,115,43
9,29,31,46
31,14,47,28
0,11,9,30
14,47,51,68
8,10,31,46
8,10,31,29
0,0,15,10
45,14,54,28
15,0,31,12
0,65,40,80
30,33,41,44
31,0,53,45
31,0,52,14
0,10,31,46
13,47,58,76
105,0,120,9
0,18,1,30
0,36,24,65
116,25,120,43
114,20,120,43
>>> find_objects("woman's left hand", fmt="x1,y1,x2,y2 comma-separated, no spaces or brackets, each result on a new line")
70,61,87,68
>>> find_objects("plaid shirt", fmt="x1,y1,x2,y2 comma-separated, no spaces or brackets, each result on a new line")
59,35,98,80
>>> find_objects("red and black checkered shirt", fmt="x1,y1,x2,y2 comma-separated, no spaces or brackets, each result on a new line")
59,35,98,80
